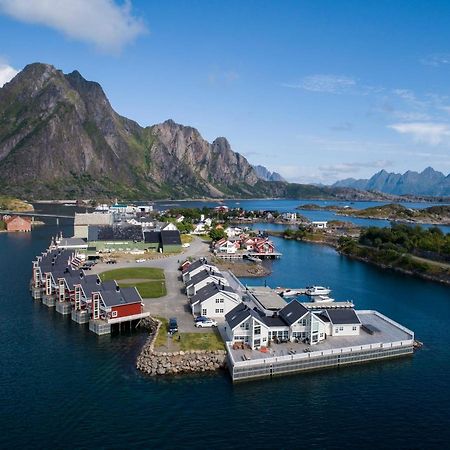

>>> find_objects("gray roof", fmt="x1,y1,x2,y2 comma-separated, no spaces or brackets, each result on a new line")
59,237,88,248
188,269,224,287
183,259,206,274
225,303,251,329
101,287,142,307
326,308,361,325
279,300,309,326
261,315,288,327
190,283,236,305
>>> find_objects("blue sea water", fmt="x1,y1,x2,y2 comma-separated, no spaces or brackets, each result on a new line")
153,199,450,233
1,210,450,448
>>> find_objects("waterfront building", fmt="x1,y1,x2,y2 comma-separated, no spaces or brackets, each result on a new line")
74,213,113,239
312,221,328,229
190,282,241,317
3,215,31,232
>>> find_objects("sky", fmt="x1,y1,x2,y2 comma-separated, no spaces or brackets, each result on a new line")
1,0,450,184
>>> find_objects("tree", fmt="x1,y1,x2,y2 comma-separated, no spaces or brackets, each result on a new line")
209,228,227,241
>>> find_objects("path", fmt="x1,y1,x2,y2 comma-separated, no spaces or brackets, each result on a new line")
92,236,212,332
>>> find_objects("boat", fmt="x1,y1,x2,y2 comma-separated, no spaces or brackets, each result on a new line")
312,295,334,303
306,286,331,296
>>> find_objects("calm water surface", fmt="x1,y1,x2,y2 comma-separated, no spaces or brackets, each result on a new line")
1,213,450,448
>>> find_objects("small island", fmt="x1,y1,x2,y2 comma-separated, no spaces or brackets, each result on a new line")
297,203,450,225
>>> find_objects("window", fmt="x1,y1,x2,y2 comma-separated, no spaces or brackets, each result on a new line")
352,326,357,331
339,326,344,331
202,308,207,315
254,324,261,335
111,310,118,318
215,298,224,304
335,328,339,333
240,322,249,330
215,309,224,314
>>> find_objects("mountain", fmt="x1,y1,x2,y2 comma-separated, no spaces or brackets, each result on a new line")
252,165,286,182
333,168,450,196
0,63,277,199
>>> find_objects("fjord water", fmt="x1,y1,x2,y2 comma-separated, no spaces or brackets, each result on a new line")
1,221,450,448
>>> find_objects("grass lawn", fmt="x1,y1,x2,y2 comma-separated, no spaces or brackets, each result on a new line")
181,234,193,244
178,330,225,351
99,267,166,298
153,317,225,351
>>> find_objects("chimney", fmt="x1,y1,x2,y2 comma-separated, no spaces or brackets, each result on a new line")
80,272,84,279
116,285,120,292
96,278,100,285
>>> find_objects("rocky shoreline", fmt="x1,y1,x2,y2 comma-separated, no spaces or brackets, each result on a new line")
214,259,271,277
136,317,227,377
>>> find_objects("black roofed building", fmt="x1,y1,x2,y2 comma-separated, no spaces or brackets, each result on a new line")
186,269,229,296
142,230,182,253
325,308,361,336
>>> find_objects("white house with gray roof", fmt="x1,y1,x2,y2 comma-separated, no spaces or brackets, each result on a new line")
182,259,219,284
186,269,229,296
190,282,241,318
225,299,363,349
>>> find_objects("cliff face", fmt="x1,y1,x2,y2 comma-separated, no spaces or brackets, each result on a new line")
0,63,264,199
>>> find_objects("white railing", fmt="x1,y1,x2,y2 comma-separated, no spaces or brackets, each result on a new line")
358,310,415,338
231,339,414,369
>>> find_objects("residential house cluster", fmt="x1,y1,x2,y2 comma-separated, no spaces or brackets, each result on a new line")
212,232,276,255
31,247,149,334
181,259,242,318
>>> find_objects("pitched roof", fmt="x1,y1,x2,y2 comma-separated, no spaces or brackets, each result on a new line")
183,259,205,274
326,308,361,325
225,303,251,329
190,283,236,305
188,269,224,286
279,300,309,326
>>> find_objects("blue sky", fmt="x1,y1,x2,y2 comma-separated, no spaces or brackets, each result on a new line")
1,0,450,183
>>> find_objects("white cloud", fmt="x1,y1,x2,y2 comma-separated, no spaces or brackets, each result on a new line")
282,74,356,93
420,53,450,67
0,0,147,54
389,122,450,145
0,63,18,87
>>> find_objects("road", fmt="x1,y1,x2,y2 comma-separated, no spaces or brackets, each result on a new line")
92,236,213,332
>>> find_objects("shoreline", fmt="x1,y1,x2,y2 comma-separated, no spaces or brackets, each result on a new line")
270,230,450,286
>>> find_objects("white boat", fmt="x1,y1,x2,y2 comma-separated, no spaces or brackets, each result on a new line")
306,286,331,296
312,295,334,303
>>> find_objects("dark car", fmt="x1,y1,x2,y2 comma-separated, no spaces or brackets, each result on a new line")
168,318,178,334
194,316,208,323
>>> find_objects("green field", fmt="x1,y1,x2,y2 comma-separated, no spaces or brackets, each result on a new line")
154,317,225,351
99,267,166,298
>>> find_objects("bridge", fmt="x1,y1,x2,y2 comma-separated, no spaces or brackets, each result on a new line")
0,210,74,220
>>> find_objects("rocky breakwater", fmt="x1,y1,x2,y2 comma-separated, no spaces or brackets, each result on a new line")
136,317,227,376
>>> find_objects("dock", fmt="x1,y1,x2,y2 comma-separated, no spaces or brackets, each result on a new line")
227,310,414,382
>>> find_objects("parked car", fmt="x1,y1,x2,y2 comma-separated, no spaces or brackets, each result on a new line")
194,316,208,323
136,258,146,263
168,318,178,334
195,318,217,328
182,243,190,248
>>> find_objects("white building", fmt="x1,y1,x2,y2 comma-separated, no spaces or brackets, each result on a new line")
282,212,297,221
225,226,243,238
186,269,229,296
74,213,113,239
190,283,241,317
312,221,328,229
225,299,362,350
182,259,219,283
217,239,238,254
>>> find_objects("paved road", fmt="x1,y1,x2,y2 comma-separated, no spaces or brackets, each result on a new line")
92,236,213,333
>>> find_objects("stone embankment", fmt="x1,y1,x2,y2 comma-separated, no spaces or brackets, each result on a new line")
136,317,227,376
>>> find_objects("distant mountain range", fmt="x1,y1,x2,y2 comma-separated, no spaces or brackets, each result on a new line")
252,165,286,182
333,167,450,196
